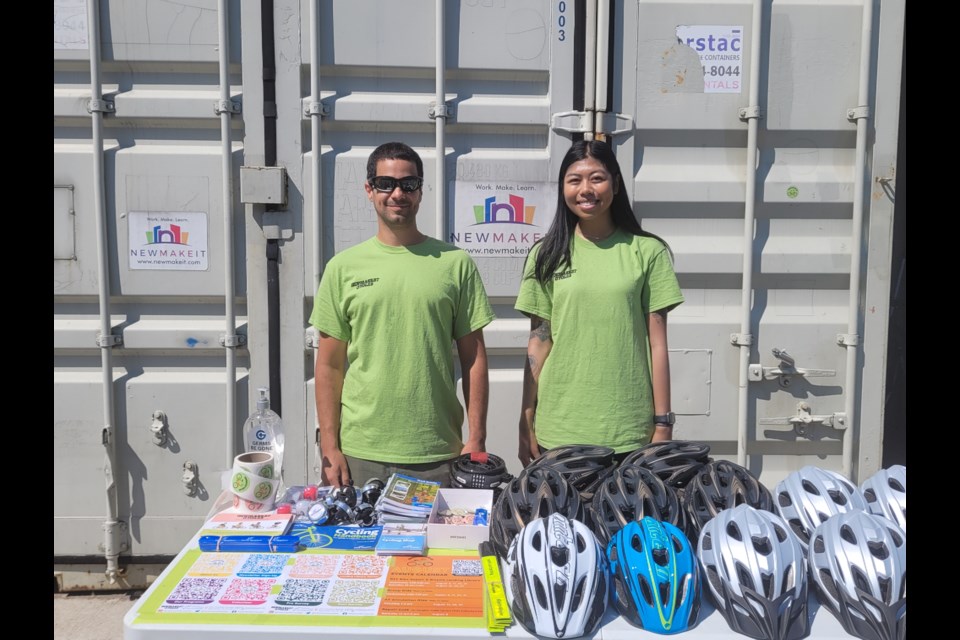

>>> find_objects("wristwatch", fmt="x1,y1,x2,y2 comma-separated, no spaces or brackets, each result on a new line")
653,412,676,427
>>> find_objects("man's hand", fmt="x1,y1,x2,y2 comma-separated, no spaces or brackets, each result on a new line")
460,439,486,455
321,446,351,487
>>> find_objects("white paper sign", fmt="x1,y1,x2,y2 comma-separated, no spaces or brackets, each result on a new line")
128,211,209,271
675,25,744,94
54,0,89,50
450,182,555,258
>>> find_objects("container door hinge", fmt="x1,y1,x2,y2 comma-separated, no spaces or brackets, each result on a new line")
428,103,453,120
305,327,319,349
87,98,115,114
182,461,200,496
96,332,123,348
220,333,247,347
214,99,242,115
748,348,836,387
759,402,847,437
551,110,593,134
836,333,859,347
99,520,129,554
738,105,762,121
150,410,169,447
596,112,634,137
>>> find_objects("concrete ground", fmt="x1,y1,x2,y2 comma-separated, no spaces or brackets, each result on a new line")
54,592,140,640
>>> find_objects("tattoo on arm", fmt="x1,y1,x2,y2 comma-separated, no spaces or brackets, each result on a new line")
531,320,552,342
527,355,537,372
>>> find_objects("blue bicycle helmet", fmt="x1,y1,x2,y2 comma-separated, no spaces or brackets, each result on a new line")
606,517,701,634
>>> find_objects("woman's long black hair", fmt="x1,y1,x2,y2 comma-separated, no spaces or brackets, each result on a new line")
532,140,665,283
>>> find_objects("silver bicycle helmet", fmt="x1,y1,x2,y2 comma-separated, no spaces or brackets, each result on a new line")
774,465,867,550
860,465,906,531
501,513,610,639
489,467,581,558
808,510,906,640
698,504,809,640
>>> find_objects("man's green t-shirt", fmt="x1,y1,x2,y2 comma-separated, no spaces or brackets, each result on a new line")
310,237,495,463
515,230,684,452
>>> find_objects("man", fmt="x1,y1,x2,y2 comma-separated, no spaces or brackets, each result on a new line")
311,142,495,487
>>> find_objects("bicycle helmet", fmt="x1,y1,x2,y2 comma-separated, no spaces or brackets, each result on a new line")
808,510,906,640
527,444,617,493
698,504,809,640
621,441,712,489
774,465,868,550
607,517,701,634
860,465,906,531
590,465,686,547
490,467,581,558
450,452,513,496
502,513,609,639
683,460,775,538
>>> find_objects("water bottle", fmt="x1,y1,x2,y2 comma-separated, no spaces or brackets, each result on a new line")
243,387,285,482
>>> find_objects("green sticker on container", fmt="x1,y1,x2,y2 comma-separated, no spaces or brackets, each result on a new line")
232,472,249,492
254,481,273,501
786,186,799,199
258,466,274,479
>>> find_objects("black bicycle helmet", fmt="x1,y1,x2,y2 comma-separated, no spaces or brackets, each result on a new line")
621,440,712,489
683,459,775,538
450,452,513,496
489,467,581,558
590,465,686,547
526,444,617,493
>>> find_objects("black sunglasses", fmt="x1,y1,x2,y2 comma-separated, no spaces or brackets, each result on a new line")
369,176,423,193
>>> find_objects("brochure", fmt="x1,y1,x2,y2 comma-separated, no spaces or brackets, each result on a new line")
288,523,382,551
375,522,428,556
201,509,294,537
379,473,441,517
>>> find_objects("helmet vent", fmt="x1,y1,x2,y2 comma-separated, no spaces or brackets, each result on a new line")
726,521,743,541
827,489,848,506
638,574,654,606
631,533,644,553
653,548,669,567
817,569,841,601
550,546,569,567
761,572,774,599
812,535,825,553
851,565,871,595
569,575,585,611
677,575,690,608
839,524,857,545
787,519,808,542
534,576,548,609
751,535,772,556
782,564,796,592
735,561,755,592
701,531,713,551
531,530,543,551
867,540,889,561
778,492,793,507
658,580,672,606
772,523,788,543
705,565,724,595
863,488,877,503
888,527,903,547
888,477,905,492
670,533,684,553
877,575,892,603
817,511,830,524
575,532,587,553
801,479,820,495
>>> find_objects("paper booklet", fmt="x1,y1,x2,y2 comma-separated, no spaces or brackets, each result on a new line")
201,509,294,537
379,473,441,516
375,522,428,556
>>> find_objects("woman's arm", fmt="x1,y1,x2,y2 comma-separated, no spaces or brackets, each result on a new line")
519,315,553,466
648,309,674,443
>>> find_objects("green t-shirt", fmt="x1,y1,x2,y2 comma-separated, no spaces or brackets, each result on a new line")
515,230,684,452
310,237,495,463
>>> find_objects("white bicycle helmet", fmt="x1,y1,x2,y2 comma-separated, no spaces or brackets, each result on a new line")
501,513,609,638
808,510,906,640
774,465,867,550
860,465,906,531
698,504,809,640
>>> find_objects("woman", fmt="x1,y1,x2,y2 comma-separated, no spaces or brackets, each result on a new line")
515,140,683,466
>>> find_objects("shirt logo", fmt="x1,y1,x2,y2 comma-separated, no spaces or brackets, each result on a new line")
351,278,380,289
553,269,576,281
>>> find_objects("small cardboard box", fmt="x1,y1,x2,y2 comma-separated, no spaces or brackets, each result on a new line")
426,488,493,550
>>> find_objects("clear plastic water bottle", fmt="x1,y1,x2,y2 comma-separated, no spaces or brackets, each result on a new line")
243,387,285,482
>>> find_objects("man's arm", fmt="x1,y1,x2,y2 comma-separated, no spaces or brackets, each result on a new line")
456,329,489,454
315,332,351,486
519,315,553,466
648,309,673,443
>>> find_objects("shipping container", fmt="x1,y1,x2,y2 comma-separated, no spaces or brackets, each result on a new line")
54,0,905,590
